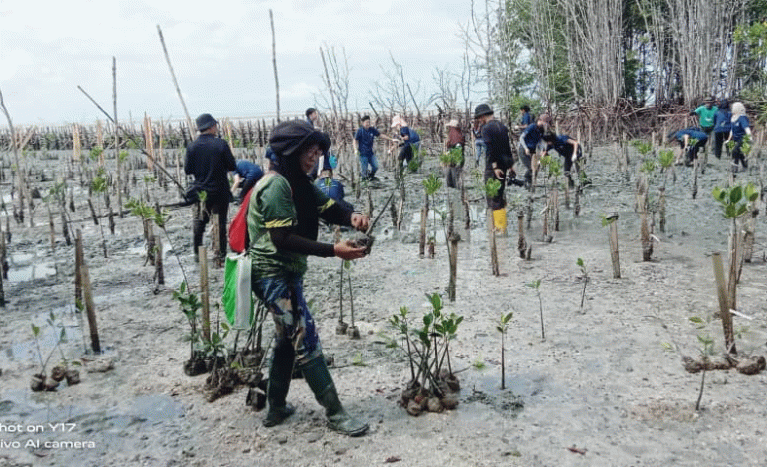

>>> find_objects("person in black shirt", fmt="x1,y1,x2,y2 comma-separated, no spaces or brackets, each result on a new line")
474,104,513,212
184,113,236,262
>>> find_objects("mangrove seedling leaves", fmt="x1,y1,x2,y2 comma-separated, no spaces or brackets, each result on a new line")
31,324,40,337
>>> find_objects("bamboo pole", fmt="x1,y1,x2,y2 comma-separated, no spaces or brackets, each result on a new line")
113,58,123,218
80,242,101,353
269,10,281,123
0,88,25,225
199,246,211,342
156,25,195,135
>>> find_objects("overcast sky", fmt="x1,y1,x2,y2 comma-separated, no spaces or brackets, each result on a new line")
0,0,476,126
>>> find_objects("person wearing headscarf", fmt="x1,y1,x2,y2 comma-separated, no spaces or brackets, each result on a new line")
726,102,752,171
248,120,370,436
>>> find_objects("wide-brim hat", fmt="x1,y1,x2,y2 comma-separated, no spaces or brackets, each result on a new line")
538,113,552,125
704,96,715,104
269,120,331,158
196,113,218,131
474,104,493,119
446,119,459,128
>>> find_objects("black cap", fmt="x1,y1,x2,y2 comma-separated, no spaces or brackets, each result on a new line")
474,103,493,119
269,120,331,159
195,113,218,131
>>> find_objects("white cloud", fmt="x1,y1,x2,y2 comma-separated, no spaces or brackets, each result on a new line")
0,0,474,125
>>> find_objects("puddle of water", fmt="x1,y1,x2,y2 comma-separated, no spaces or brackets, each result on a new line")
1,305,83,366
7,252,57,283
0,389,184,441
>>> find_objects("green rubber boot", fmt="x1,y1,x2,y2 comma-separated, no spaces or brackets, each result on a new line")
299,355,369,437
263,342,296,427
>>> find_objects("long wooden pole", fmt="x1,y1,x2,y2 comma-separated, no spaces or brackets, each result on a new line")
75,229,84,306
113,57,123,218
269,9,281,123
79,234,101,353
156,25,195,135
0,88,24,224
199,246,211,342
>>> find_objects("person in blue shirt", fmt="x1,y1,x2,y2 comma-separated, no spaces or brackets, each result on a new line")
306,108,319,128
231,159,264,203
315,169,352,212
515,105,534,131
726,102,752,171
391,117,421,170
353,116,382,181
668,128,708,166
712,99,731,160
518,114,552,188
542,133,581,188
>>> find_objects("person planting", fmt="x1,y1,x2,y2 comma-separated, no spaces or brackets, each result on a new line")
230,159,264,204
475,103,513,231
249,119,370,436
542,132,582,188
668,127,708,166
726,101,752,172
185,113,236,263
519,113,553,188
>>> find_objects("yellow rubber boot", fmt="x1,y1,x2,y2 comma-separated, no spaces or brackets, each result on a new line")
492,208,507,235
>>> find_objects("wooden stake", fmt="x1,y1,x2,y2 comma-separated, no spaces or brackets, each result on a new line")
80,247,101,353
155,235,164,286
712,252,736,354
48,208,55,249
488,208,499,276
75,229,83,305
608,214,621,279
199,246,211,342
448,233,459,302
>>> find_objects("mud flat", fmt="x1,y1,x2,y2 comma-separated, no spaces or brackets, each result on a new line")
0,146,766,467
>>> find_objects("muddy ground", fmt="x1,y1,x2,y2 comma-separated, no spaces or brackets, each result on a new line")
1,145,766,467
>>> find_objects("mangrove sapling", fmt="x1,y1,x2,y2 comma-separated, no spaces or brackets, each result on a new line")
639,159,655,261
30,324,48,391
126,198,190,289
484,178,502,276
711,182,759,354
423,173,443,258
345,260,361,339
577,258,589,310
90,168,109,257
527,279,545,340
46,311,81,386
497,311,514,390
689,316,716,411
174,281,205,376
657,149,675,233
389,306,416,383
392,294,463,415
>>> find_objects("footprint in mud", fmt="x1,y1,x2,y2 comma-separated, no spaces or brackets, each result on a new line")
464,389,524,417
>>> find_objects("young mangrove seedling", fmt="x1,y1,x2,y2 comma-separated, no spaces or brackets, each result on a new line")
689,315,715,411
496,311,514,390
711,181,759,354
527,279,545,340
